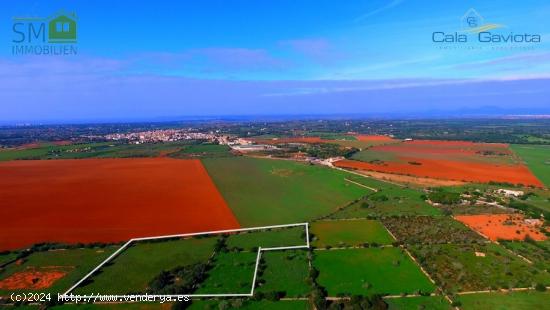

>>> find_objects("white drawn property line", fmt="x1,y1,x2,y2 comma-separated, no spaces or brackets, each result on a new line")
249,247,263,296
63,222,310,298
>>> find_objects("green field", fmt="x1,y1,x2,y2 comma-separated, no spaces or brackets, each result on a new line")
410,243,550,293
517,189,550,213
0,247,116,294
351,147,398,162
168,143,233,158
305,131,357,141
0,252,18,266
386,295,451,310
257,250,309,297
202,157,370,226
313,247,435,295
457,290,550,309
0,141,201,161
51,304,167,310
511,144,550,187
76,238,216,294
189,299,309,310
311,219,394,248
226,227,305,251
52,300,309,310
195,251,258,294
330,175,440,218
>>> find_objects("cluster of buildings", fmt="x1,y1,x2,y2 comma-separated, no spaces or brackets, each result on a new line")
105,130,218,144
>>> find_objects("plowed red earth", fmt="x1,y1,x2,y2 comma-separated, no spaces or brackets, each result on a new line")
334,158,543,187
0,270,67,289
0,158,240,251
337,140,542,187
354,135,395,142
455,214,547,241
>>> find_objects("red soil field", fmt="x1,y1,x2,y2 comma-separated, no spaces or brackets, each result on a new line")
0,158,240,251
333,158,543,187
455,214,547,241
354,135,395,142
0,269,67,289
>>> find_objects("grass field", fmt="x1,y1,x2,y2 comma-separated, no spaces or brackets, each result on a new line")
226,227,305,251
330,175,440,218
189,299,309,309
257,250,309,297
0,252,18,266
168,144,233,158
0,142,200,161
410,243,550,293
457,290,550,309
195,251,258,294
76,238,216,294
0,247,116,294
518,189,550,213
311,219,394,248
511,144,550,187
51,304,170,310
313,247,435,295
386,295,451,310
202,157,370,226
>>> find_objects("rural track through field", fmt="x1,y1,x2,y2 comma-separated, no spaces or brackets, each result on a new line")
344,178,378,192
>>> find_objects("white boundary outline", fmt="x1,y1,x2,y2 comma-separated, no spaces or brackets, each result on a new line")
62,222,310,299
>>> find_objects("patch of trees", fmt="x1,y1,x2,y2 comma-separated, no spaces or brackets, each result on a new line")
508,200,550,219
427,189,461,205
327,295,388,309
147,262,210,294
298,143,358,159
369,193,389,202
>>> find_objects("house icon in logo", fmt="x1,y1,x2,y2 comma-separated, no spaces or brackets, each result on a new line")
48,11,77,43
461,8,484,29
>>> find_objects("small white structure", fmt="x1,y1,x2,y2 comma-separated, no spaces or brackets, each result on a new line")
496,189,524,198
475,252,486,257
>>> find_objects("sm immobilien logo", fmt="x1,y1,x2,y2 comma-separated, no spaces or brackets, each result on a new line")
12,10,78,55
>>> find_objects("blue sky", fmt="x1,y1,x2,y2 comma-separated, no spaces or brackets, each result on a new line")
1,0,549,122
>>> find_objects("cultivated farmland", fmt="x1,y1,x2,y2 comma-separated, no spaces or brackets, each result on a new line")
0,158,240,250
330,175,440,218
511,144,550,187
457,290,550,309
75,238,217,294
339,140,543,187
311,219,394,248
313,247,435,295
385,295,451,310
256,250,309,297
195,251,258,294
455,214,547,241
0,247,116,294
226,226,306,251
202,157,370,226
